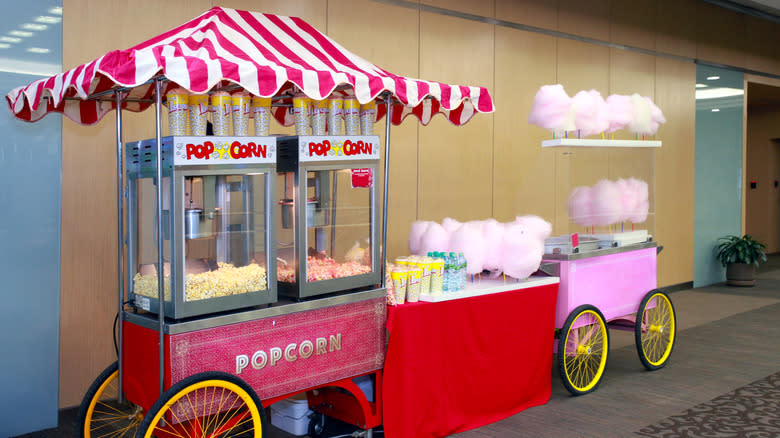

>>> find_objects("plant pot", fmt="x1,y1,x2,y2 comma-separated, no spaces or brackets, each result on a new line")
725,262,756,287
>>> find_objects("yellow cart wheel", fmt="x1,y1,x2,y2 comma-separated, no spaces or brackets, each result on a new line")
557,305,609,396
635,290,676,371
77,361,144,437
136,372,265,438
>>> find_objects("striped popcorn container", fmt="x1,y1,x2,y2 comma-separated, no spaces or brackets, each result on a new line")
252,96,272,136
293,94,311,135
327,96,343,135
231,91,251,136
211,91,231,136
166,89,189,136
360,101,376,135
343,97,360,135
312,99,328,135
188,94,209,136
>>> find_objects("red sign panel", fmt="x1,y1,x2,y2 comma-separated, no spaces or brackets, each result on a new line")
351,168,374,188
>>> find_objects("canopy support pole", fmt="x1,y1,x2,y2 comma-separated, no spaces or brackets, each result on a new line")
115,91,125,405
154,78,165,398
381,95,392,288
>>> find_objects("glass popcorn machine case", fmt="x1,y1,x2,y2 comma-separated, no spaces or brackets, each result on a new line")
276,135,381,299
126,136,277,319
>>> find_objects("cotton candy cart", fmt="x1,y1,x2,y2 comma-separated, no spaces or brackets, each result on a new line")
5,7,494,438
540,139,677,396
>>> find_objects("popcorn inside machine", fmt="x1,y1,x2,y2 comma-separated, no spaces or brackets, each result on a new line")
126,135,278,318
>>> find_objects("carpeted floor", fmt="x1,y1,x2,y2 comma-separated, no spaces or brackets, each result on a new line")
635,371,780,438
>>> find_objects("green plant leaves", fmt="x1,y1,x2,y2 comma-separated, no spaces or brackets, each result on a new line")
715,234,767,267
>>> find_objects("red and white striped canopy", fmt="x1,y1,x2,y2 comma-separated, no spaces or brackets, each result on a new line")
6,7,493,127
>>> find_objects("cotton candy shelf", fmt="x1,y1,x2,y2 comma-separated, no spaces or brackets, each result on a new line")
542,139,661,148
418,276,560,303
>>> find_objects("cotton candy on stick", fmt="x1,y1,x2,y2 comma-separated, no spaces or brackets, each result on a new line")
449,221,486,274
481,219,505,273
567,186,595,228
441,217,462,235
528,84,576,137
591,179,623,228
408,220,433,255
628,93,653,137
572,90,610,138
606,94,633,135
645,97,666,135
419,222,449,255
627,178,650,223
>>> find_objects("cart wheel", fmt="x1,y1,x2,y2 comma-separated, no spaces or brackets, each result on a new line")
635,290,676,371
308,411,326,437
136,372,265,438
77,361,144,437
558,305,609,396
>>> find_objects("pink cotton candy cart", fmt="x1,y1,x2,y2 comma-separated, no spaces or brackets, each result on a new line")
541,241,677,395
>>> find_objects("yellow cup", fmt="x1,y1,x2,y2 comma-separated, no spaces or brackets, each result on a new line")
430,260,444,296
390,268,408,305
343,97,360,135
416,261,432,295
167,92,189,136
312,100,329,135
189,94,209,136
293,94,311,135
406,267,422,302
252,97,272,136
327,97,343,135
231,92,251,136
211,92,231,136
360,101,376,135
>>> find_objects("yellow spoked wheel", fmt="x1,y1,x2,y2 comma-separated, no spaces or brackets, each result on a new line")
77,361,144,437
557,305,609,396
136,372,264,438
635,290,676,371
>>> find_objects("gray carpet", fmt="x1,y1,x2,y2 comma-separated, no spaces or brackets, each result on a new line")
635,371,780,437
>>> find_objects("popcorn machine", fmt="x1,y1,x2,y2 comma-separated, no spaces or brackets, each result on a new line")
126,135,277,319
276,135,382,299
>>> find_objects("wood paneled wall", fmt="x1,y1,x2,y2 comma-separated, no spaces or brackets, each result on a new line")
59,0,778,407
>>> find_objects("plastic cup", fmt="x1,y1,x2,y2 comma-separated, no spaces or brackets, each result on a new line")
293,94,311,135
390,268,408,304
385,263,396,306
360,101,376,135
407,267,422,302
189,94,209,136
252,97,272,136
231,92,251,136
430,260,444,296
417,260,432,295
395,256,410,266
167,90,189,136
343,97,360,135
211,92,231,136
312,99,328,135
327,97,344,135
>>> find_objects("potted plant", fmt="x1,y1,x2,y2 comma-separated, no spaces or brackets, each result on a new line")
715,234,767,286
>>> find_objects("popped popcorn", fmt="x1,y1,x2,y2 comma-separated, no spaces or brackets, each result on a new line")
132,262,267,302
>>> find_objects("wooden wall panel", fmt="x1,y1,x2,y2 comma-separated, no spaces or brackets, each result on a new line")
422,0,494,18
327,0,420,261
418,12,494,222
554,39,610,233
61,0,210,409
744,16,780,76
746,105,780,253
213,0,327,30
654,58,696,287
609,49,655,143
610,0,655,51
557,0,610,42
695,2,746,68
655,0,696,59
495,0,557,30
493,27,557,225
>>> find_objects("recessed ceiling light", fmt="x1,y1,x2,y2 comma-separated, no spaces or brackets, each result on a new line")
0,43,10,49
0,36,22,43
34,15,61,24
48,6,62,15
695,87,744,100
21,23,48,31
26,47,50,53
9,30,34,37
695,83,707,88
711,108,721,112
706,75,720,80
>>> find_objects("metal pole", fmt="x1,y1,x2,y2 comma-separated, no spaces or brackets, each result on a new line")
115,91,125,404
154,78,165,397
381,94,392,288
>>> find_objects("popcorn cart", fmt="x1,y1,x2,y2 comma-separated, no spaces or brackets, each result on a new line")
540,139,677,396
6,7,494,438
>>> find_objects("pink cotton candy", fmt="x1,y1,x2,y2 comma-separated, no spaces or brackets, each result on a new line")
572,90,609,137
606,94,633,134
449,221,486,274
419,222,449,255
481,219,505,272
628,93,653,135
501,221,547,280
591,179,622,226
615,178,634,223
644,97,666,135
441,217,462,236
513,215,553,241
528,84,576,136
408,220,433,255
627,178,650,223
567,186,594,227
